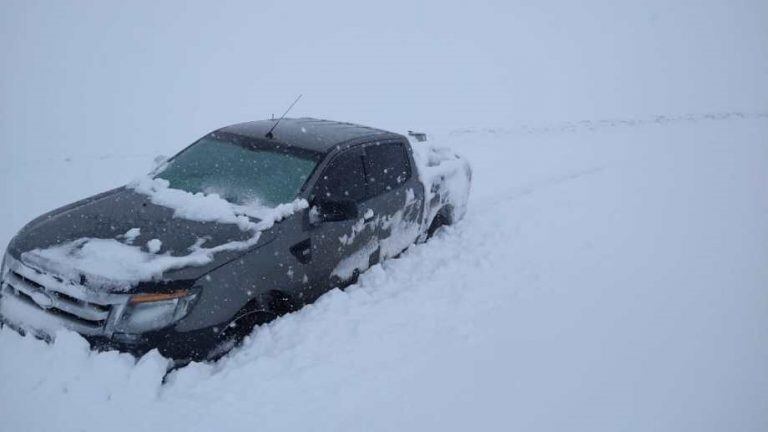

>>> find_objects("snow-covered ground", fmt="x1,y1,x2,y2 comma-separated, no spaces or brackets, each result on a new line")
2,0,767,430
1,113,766,431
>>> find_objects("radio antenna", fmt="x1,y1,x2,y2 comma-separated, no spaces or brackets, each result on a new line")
266,94,302,139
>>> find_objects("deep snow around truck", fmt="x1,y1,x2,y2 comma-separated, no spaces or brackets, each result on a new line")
1,114,767,432
0,118,471,360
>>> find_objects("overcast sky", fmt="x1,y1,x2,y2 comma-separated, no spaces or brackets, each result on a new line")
1,0,766,158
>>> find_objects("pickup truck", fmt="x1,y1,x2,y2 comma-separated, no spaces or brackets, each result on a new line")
0,118,471,361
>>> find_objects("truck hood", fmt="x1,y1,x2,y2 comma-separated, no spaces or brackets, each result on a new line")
7,187,278,291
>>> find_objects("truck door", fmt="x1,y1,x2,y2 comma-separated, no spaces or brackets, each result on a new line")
305,146,379,293
362,140,424,262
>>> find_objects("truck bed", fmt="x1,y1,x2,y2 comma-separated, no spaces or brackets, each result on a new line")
411,141,472,238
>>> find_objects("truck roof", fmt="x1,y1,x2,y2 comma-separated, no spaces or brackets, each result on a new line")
217,118,402,154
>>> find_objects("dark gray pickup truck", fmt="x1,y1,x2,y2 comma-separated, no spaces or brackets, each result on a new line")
0,118,471,361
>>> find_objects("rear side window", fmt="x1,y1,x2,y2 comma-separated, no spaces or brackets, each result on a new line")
312,148,366,202
364,141,411,197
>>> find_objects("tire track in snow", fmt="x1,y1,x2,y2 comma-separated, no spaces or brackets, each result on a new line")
488,166,606,203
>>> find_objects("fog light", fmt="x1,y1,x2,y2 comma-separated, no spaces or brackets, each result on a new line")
112,332,144,344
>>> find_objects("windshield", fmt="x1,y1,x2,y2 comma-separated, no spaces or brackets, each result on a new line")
156,136,318,207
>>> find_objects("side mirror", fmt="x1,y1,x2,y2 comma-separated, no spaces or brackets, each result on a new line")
312,199,358,223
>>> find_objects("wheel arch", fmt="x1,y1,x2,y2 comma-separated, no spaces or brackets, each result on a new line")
239,289,298,318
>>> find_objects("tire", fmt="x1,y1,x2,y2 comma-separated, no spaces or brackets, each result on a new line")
208,307,276,361
426,213,448,239
224,309,276,341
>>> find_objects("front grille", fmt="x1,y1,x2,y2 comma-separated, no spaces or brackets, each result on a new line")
11,271,111,313
11,287,105,329
2,268,114,333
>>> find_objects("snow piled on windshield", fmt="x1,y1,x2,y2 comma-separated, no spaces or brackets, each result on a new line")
130,176,294,229
20,177,308,291
131,177,256,230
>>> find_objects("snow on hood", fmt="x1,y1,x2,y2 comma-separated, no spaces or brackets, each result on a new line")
21,177,308,291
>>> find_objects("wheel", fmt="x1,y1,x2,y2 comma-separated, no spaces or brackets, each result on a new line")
208,308,276,361
426,213,447,239
224,309,276,341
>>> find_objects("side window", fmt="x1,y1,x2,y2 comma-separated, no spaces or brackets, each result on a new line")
364,141,411,197
312,148,366,202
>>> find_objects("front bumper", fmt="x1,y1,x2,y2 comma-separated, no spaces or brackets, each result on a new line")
0,254,218,361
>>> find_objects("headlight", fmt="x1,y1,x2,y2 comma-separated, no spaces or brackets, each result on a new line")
113,290,198,333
